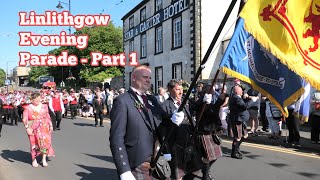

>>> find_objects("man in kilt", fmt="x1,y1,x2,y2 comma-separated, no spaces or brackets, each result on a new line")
228,84,255,159
109,66,184,180
191,84,224,180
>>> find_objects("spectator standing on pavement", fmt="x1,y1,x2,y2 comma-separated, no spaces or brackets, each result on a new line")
93,92,105,127
246,88,260,136
266,99,282,139
156,87,168,103
109,65,184,179
260,95,269,132
286,103,301,147
22,92,55,167
310,90,320,144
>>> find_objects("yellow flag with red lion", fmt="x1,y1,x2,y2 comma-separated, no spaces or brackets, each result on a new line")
240,0,320,90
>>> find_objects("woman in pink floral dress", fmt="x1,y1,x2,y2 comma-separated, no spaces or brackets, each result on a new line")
22,92,55,167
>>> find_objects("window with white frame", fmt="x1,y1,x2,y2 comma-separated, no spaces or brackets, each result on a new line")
172,63,182,79
140,33,147,58
173,16,182,48
155,67,163,93
155,26,163,53
129,16,134,29
155,0,163,12
129,40,134,52
140,7,146,22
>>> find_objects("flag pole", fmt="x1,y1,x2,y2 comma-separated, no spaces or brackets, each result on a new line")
150,0,239,175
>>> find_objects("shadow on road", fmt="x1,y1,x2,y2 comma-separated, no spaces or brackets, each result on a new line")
75,164,118,180
0,150,30,164
73,123,95,127
83,153,114,163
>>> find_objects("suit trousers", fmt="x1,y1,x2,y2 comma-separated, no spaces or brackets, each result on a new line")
70,104,77,118
310,114,320,142
50,111,62,129
286,109,300,143
94,111,104,126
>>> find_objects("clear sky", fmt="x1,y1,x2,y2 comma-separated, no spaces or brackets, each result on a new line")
0,0,141,74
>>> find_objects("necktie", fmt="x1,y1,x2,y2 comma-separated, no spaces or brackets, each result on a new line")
141,95,149,109
176,100,181,106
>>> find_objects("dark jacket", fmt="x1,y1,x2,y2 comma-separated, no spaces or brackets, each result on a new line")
92,97,104,113
109,88,165,176
228,94,252,122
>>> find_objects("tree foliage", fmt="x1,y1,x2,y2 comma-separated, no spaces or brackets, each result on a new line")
0,68,6,86
48,21,124,85
28,66,48,86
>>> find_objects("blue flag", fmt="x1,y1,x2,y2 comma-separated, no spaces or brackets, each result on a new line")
219,18,305,116
294,81,311,123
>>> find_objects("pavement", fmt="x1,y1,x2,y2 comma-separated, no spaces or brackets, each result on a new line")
222,123,320,155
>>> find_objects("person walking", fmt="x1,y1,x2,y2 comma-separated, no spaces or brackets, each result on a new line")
93,92,105,127
48,90,65,130
22,92,55,167
109,65,184,180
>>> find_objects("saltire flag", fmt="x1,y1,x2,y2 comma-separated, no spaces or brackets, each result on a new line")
294,81,311,123
240,0,320,90
219,18,304,116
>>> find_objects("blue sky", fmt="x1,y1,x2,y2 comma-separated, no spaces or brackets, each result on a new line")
0,0,141,74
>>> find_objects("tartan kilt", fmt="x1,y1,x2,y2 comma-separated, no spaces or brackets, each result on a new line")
228,121,248,139
199,135,223,161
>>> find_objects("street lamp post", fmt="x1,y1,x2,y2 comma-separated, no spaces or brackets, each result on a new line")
56,0,72,89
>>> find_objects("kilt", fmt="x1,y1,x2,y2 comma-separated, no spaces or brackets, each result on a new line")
199,135,223,162
228,121,248,139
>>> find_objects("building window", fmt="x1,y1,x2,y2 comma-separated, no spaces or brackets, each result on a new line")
155,26,163,54
129,39,134,52
155,66,163,93
173,16,182,48
140,7,147,22
140,33,147,58
129,16,134,29
172,63,182,79
155,0,163,12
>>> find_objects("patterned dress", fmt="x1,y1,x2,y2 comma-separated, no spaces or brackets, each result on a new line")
23,104,55,159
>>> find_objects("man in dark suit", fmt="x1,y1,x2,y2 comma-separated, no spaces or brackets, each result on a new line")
228,84,255,159
161,79,202,179
92,91,105,127
109,65,184,180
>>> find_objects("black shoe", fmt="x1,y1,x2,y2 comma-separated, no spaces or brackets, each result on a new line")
94,124,98,127
100,125,104,127
56,128,61,130
231,152,243,159
15,123,18,126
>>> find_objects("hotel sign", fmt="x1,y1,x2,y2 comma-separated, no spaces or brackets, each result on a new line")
124,0,189,42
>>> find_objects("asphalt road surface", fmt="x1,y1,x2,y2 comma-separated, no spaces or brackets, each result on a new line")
0,116,319,180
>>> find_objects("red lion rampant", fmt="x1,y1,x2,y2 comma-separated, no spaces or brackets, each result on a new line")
303,0,320,52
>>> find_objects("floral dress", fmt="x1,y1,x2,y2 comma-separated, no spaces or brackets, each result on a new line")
23,104,55,159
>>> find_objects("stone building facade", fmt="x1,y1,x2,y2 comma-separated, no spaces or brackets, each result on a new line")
122,0,240,93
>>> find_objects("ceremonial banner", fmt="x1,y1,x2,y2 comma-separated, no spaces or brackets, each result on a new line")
219,18,304,116
240,0,320,90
